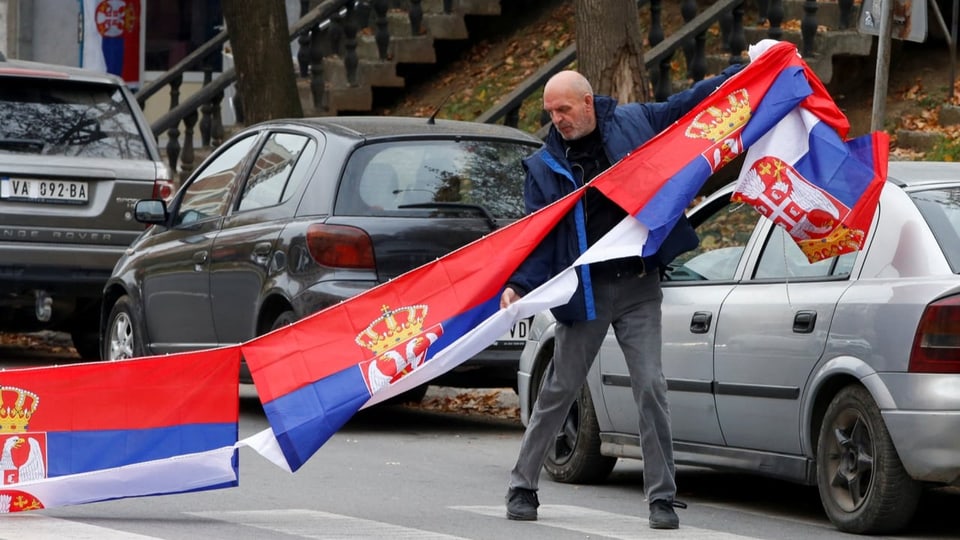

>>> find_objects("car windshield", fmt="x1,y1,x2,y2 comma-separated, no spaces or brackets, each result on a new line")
910,186,960,272
335,139,535,220
0,78,149,159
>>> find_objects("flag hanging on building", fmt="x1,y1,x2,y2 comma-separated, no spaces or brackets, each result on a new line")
241,40,825,474
81,0,143,86
0,347,241,511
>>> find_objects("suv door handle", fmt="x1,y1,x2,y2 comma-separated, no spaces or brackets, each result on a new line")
690,311,712,334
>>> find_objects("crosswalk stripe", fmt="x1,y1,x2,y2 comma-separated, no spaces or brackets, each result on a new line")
188,508,469,539
0,514,160,539
451,504,762,539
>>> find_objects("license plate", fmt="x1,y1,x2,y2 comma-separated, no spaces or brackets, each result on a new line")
0,177,89,204
498,317,530,343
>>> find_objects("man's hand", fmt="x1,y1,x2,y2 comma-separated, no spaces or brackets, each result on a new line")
500,287,520,309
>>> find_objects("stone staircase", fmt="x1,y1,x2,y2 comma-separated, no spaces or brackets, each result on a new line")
303,0,505,116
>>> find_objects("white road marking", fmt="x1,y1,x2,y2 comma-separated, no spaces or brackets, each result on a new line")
452,504,763,539
188,508,469,539
0,513,160,539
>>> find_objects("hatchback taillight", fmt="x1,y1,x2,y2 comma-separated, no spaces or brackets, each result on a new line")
152,162,175,202
909,295,960,373
306,224,375,269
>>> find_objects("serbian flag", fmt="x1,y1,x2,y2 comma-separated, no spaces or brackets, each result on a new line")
81,0,143,86
590,41,820,250
0,347,240,511
240,41,824,474
732,109,888,262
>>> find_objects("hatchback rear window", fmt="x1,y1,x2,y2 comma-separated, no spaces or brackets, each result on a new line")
335,139,535,219
0,78,149,159
911,187,960,272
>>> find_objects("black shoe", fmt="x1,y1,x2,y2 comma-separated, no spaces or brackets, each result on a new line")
505,487,539,521
649,499,686,529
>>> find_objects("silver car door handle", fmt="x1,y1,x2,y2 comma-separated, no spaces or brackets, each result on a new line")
793,310,817,333
690,311,712,334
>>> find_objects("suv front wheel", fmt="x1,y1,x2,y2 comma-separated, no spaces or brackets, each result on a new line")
103,295,146,360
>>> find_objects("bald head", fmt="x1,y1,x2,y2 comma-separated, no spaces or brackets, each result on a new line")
543,70,596,141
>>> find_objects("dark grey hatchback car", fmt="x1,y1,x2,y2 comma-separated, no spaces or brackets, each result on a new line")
100,116,541,389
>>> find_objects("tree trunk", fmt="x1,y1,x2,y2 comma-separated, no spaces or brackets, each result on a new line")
574,0,650,103
222,0,303,124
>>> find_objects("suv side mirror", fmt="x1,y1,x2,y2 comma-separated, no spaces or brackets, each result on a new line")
134,199,168,224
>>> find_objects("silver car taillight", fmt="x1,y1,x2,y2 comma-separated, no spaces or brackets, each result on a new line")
909,295,960,373
152,161,175,202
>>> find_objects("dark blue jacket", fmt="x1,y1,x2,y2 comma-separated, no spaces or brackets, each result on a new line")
508,66,741,323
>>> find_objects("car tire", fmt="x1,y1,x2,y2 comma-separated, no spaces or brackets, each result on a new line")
816,384,921,534
537,354,616,484
270,310,298,331
102,295,146,361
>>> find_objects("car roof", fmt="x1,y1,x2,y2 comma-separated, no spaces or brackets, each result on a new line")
887,161,960,187
255,116,543,144
0,57,126,85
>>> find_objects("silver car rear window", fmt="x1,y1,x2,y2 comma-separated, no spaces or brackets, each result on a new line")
910,187,960,272
0,78,149,159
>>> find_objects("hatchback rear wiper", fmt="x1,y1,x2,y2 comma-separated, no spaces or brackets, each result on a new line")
0,138,45,153
397,202,499,230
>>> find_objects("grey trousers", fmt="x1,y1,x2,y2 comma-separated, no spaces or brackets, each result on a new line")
509,271,677,503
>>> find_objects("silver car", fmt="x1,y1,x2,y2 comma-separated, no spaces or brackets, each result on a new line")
517,161,960,535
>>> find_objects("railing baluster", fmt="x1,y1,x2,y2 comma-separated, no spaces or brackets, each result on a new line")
838,0,853,29
344,2,360,86
211,90,225,147
200,64,213,148
410,0,423,35
297,0,311,77
648,0,671,102
310,24,327,112
374,0,390,60
767,0,784,41
757,0,770,24
801,0,819,57
681,0,697,79
180,110,198,183
729,2,745,65
165,75,182,178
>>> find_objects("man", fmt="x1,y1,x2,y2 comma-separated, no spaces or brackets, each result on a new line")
500,65,741,529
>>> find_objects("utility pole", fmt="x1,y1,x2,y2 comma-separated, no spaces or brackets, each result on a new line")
870,0,895,132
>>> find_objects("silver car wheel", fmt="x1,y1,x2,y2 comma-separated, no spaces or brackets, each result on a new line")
816,384,921,534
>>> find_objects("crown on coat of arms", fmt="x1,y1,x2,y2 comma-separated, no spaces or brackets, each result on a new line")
356,304,429,355
685,88,751,142
0,386,38,433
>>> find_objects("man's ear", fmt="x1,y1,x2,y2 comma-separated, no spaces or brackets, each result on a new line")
584,93,594,111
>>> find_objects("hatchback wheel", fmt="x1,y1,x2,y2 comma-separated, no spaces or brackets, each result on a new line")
537,354,616,484
816,384,920,534
103,296,145,360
